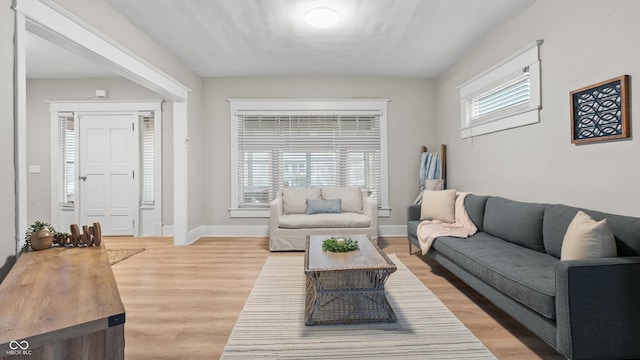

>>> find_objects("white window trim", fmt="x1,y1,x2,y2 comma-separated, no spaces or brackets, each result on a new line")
228,99,391,218
458,40,543,138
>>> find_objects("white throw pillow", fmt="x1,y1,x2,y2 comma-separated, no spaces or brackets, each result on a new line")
561,210,617,260
321,187,363,213
282,188,321,214
420,189,456,223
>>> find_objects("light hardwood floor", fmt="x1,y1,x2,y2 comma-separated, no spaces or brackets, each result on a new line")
104,236,565,360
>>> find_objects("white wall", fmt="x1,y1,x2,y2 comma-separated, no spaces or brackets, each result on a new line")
0,0,16,281
51,0,204,234
436,0,640,217
25,78,174,226
202,77,436,229
12,0,636,257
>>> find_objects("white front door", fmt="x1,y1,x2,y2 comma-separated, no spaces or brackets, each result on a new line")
79,114,138,235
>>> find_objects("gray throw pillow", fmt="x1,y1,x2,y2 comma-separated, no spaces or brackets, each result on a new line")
306,199,342,214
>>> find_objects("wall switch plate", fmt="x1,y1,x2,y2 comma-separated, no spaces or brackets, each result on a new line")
95,89,109,98
29,165,40,174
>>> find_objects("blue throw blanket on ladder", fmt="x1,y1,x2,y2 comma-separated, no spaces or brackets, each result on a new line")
419,151,442,191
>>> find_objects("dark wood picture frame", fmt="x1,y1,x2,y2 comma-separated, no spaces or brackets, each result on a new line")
570,75,630,144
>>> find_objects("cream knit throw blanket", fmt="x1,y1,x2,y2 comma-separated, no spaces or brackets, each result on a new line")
417,192,477,255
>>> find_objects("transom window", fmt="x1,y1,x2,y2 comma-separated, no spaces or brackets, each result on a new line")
470,71,530,120
229,99,390,218
459,40,542,138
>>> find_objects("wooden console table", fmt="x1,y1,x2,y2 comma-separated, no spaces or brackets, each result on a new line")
0,246,125,359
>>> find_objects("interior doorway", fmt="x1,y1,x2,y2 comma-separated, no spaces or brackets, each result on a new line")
15,0,190,247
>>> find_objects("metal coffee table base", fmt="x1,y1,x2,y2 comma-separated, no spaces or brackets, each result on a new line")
305,270,396,325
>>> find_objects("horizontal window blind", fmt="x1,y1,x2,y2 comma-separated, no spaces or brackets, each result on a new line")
237,114,381,208
471,72,530,120
141,114,155,205
60,114,75,206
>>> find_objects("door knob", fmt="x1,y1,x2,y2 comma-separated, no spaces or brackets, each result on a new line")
79,176,87,181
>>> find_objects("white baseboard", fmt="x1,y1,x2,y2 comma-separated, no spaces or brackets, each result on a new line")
160,224,408,243
187,226,204,245
195,226,270,238
161,225,199,246
378,225,408,237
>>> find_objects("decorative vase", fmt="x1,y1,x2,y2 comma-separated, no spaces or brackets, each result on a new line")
31,228,54,251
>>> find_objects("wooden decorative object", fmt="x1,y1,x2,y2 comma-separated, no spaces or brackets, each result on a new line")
67,222,102,247
70,224,81,246
570,75,630,144
93,222,102,246
82,225,92,246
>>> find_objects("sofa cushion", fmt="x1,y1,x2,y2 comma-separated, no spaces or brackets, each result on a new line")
321,187,363,213
464,195,488,232
278,213,371,229
483,197,547,252
561,211,617,260
282,188,321,214
433,232,557,320
544,204,640,258
420,189,456,222
306,199,341,214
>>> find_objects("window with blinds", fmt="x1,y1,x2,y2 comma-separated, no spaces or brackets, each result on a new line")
236,114,382,209
459,40,542,138
470,72,530,121
60,114,75,206
140,113,155,205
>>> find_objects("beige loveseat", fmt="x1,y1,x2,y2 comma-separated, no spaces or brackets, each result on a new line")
269,186,378,251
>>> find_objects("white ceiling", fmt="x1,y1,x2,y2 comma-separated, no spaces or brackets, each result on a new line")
27,0,535,79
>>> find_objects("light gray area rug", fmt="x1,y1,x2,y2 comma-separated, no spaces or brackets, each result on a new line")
221,254,497,359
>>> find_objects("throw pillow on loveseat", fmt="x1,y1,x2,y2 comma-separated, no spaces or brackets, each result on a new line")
270,187,378,251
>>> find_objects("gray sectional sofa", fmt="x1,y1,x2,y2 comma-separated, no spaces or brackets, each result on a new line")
407,195,640,360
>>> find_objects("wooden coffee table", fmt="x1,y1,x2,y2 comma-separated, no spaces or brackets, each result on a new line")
304,234,397,325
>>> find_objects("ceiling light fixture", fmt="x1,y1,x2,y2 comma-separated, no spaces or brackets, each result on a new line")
305,7,339,28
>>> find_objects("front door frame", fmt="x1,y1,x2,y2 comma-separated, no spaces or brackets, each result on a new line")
49,100,163,237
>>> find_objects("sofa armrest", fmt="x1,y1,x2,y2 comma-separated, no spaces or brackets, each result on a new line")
407,204,421,222
269,197,283,230
363,194,378,231
555,256,640,359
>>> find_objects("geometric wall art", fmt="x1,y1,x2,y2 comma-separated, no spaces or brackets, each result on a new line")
570,75,630,144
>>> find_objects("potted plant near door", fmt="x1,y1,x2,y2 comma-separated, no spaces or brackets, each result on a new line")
22,221,56,252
